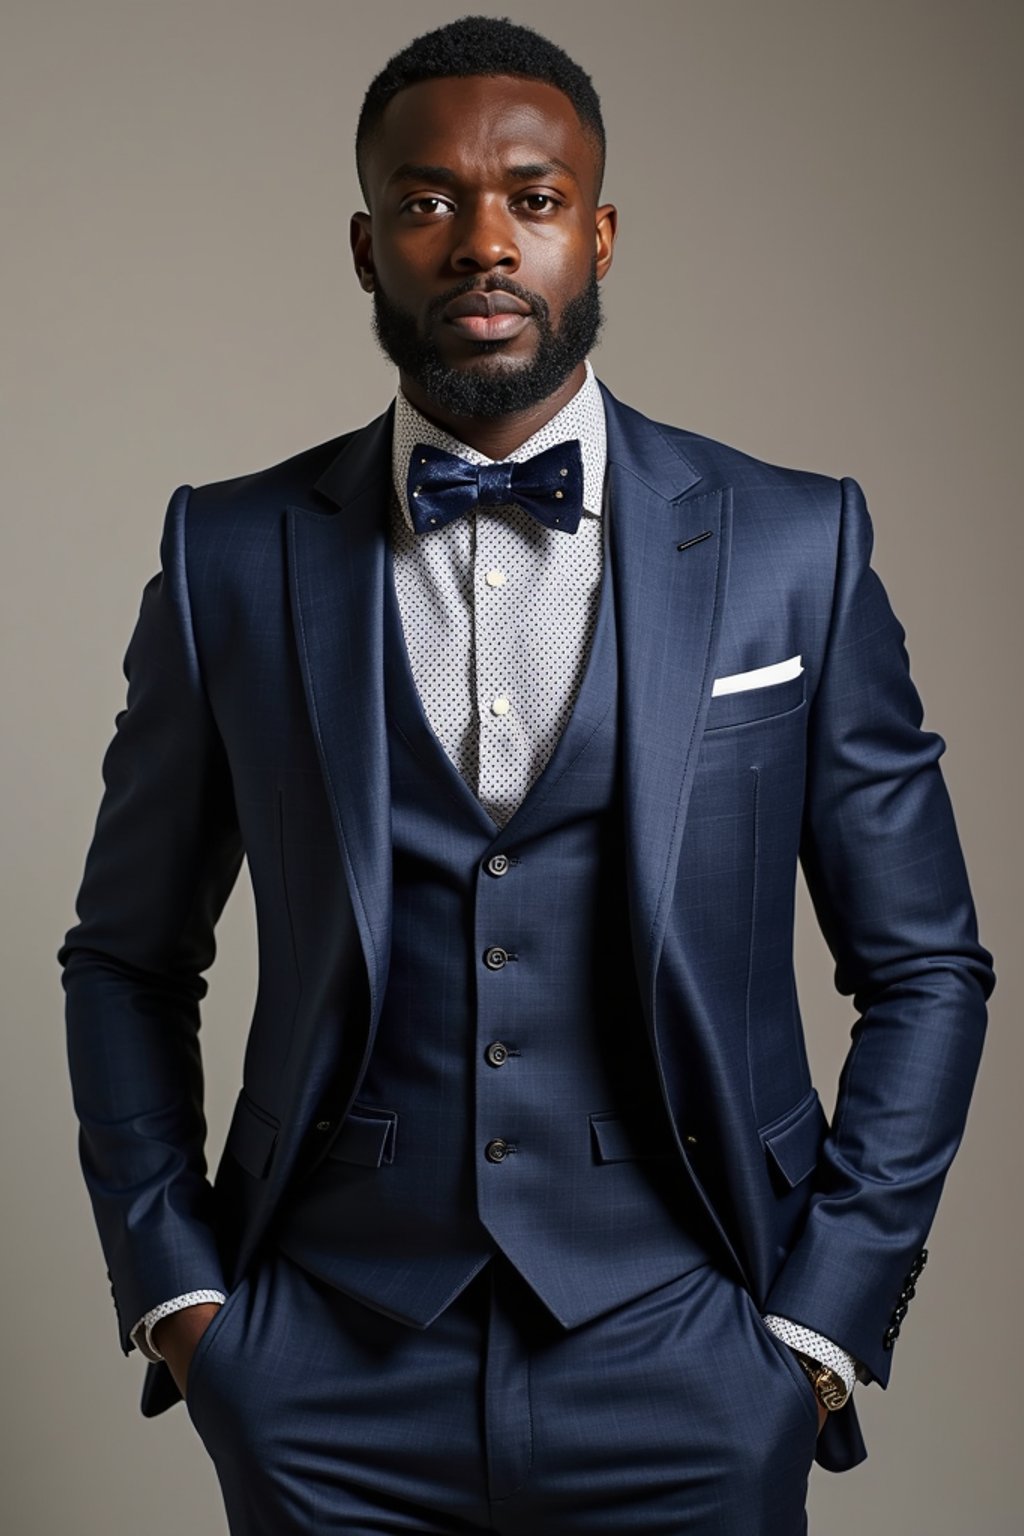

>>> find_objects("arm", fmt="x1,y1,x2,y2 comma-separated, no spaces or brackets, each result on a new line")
764,475,995,1386
58,486,244,1353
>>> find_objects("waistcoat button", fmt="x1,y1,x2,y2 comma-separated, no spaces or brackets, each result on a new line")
484,946,508,970
486,853,510,877
485,1138,510,1163
485,1041,510,1067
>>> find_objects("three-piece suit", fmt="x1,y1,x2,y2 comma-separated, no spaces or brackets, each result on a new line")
59,372,994,1533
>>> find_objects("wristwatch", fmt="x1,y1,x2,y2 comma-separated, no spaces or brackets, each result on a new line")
792,1350,851,1412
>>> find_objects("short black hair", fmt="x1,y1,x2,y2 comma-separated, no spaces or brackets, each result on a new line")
356,15,606,202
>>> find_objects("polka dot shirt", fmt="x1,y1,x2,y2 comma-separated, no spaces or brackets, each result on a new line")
389,359,607,828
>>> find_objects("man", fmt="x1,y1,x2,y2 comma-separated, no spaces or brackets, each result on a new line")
59,15,994,1535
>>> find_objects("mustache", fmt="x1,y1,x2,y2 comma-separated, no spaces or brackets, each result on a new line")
425,275,550,326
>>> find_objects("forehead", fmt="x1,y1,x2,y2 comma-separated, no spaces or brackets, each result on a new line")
366,74,598,193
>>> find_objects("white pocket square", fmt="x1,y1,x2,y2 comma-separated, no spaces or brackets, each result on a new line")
712,655,803,696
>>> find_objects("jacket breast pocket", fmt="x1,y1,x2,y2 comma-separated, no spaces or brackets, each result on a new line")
704,671,806,732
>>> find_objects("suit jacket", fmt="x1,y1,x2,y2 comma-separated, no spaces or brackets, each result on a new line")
60,381,994,1466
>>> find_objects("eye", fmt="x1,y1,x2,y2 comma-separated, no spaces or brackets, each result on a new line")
517,193,561,214
402,196,454,217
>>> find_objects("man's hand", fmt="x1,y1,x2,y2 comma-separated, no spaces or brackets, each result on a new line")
151,1301,222,1398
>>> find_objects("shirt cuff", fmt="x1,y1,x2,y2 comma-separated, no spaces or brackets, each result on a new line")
130,1290,228,1363
761,1314,858,1398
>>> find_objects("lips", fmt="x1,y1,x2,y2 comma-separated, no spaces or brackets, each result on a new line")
441,288,534,343
443,290,533,320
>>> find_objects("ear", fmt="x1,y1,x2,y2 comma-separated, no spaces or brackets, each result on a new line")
350,212,375,292
594,202,618,281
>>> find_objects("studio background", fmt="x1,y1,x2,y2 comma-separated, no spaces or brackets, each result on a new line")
3,1,1020,1531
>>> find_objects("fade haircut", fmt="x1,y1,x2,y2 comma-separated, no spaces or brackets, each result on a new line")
355,15,606,203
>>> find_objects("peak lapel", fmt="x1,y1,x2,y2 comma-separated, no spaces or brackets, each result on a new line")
601,384,733,1018
286,407,395,1023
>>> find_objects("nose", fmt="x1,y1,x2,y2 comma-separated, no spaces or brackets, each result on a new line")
448,195,520,275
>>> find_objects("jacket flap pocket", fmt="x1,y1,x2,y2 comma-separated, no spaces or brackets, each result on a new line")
590,1111,674,1163
759,1088,828,1188
224,1090,280,1180
704,671,806,732
327,1104,398,1168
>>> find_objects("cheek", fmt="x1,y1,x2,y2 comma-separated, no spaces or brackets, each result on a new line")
373,226,446,288
525,218,593,279
545,261,596,325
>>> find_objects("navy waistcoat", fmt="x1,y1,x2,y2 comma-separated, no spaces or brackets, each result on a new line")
276,501,715,1328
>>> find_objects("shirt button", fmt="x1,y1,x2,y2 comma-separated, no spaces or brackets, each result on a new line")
491,694,510,716
485,1041,510,1067
485,568,507,587
484,946,508,970
485,1138,510,1163
486,853,510,877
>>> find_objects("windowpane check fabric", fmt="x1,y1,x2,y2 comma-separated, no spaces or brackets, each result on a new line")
131,360,856,1394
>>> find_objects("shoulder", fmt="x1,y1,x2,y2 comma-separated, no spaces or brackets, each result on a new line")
185,431,360,521
598,385,861,614
168,418,385,578
599,381,843,515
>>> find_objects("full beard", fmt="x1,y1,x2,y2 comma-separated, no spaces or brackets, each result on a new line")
370,263,604,420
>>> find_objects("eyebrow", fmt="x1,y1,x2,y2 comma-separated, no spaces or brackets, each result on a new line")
386,159,579,189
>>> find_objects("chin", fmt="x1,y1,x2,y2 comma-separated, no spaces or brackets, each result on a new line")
444,343,536,371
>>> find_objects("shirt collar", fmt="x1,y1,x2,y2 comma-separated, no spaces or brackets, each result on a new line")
390,358,607,535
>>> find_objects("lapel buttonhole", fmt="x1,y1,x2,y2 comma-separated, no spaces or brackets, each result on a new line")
676,530,713,553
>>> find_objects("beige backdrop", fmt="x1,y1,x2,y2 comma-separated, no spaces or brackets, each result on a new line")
3,1,1020,1531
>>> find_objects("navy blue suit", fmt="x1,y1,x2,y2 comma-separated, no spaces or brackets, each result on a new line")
60,382,993,1525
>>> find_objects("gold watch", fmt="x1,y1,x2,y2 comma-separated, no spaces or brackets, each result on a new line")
793,1351,850,1412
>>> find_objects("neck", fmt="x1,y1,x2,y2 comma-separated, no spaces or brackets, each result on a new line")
398,364,586,459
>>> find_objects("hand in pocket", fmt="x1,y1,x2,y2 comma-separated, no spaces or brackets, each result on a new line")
152,1302,223,1399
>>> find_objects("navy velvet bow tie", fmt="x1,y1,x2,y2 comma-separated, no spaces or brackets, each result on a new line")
407,439,585,536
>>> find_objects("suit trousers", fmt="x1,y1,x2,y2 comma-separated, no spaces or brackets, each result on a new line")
183,1246,819,1535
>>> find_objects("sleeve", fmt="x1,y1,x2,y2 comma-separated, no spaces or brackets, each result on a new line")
763,475,995,1387
58,485,245,1354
